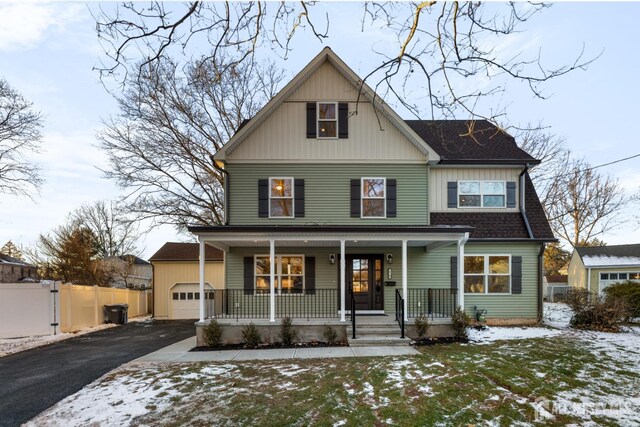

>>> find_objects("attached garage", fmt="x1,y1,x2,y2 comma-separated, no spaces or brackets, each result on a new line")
150,242,224,320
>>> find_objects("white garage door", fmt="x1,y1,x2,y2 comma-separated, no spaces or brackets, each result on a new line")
170,283,214,319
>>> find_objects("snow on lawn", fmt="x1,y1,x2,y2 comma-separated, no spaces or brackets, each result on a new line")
468,325,563,343
0,316,151,357
542,302,572,329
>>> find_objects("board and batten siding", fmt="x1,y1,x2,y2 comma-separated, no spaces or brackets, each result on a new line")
463,242,540,319
429,167,521,212
288,61,360,102
227,164,428,225
152,261,224,319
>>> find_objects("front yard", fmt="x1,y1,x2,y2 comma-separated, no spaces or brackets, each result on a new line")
29,305,640,426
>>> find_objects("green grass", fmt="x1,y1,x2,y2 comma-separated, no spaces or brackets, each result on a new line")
110,337,638,426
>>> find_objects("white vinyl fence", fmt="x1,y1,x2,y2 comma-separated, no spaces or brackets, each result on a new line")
0,282,151,339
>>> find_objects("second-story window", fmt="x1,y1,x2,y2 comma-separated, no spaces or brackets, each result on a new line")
362,177,386,218
269,177,294,218
317,102,337,138
458,181,506,208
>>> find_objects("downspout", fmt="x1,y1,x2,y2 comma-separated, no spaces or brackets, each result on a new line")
210,155,229,225
538,243,545,323
519,164,534,239
151,263,155,318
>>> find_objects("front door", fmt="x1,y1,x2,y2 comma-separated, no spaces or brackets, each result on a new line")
346,255,384,311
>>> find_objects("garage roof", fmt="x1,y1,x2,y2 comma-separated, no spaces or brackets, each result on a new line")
149,242,224,262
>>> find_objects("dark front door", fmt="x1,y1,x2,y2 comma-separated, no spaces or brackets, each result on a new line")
346,254,384,311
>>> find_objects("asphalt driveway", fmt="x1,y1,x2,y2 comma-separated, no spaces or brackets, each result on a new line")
0,319,196,427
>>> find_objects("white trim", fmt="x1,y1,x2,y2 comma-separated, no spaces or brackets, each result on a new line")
340,239,346,322
402,239,408,322
269,240,275,322
254,254,305,295
316,101,338,139
457,180,507,209
344,310,385,315
463,254,512,295
268,177,295,219
198,239,205,322
361,177,387,219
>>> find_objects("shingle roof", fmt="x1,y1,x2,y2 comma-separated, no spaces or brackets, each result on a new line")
0,253,35,267
405,120,538,164
576,244,640,259
429,173,555,240
118,255,151,265
149,242,224,262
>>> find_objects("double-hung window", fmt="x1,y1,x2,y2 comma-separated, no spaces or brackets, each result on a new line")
464,255,511,294
458,181,506,208
269,177,294,218
317,102,337,138
361,177,386,218
255,255,304,294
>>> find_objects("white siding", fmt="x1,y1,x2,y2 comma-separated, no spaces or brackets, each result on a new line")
288,61,359,101
430,167,521,212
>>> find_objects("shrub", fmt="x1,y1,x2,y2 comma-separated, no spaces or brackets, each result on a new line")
414,314,430,339
569,292,629,332
452,306,471,340
202,319,223,347
565,288,593,312
323,325,338,345
279,316,297,346
241,322,262,348
604,281,640,319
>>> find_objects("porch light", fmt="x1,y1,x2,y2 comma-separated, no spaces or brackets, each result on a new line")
329,254,336,264
386,253,393,264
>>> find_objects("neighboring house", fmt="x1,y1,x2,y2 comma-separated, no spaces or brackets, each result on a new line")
568,244,640,294
101,255,153,289
544,274,569,302
149,242,224,320
0,253,37,283
188,47,555,328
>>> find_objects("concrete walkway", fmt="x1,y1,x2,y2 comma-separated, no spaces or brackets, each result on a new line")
136,336,420,362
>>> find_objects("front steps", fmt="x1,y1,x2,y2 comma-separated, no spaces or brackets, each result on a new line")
347,320,411,347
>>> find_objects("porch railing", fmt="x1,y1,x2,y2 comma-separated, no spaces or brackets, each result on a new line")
205,289,339,320
406,288,457,319
395,289,405,338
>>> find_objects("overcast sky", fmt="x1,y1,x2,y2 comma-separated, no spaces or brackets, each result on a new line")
1,1,639,259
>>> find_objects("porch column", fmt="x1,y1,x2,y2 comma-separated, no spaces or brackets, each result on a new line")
340,239,346,322
457,233,469,309
269,239,276,323
198,239,205,322
402,239,408,322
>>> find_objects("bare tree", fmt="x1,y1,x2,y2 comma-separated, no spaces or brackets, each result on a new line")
0,78,43,197
71,201,140,258
546,158,626,248
93,2,598,131
97,55,285,229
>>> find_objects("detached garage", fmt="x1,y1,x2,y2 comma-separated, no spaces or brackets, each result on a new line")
150,242,224,320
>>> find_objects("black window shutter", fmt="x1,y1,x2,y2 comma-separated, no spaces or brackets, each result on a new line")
243,257,254,295
294,179,305,218
506,181,517,208
447,182,458,208
451,256,458,290
305,256,316,295
386,179,397,217
350,179,361,217
258,179,269,218
306,103,317,138
512,256,522,294
338,103,348,139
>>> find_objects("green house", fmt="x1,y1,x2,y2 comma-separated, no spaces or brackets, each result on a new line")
188,48,555,336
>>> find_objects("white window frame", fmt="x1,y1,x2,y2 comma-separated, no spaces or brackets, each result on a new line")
463,254,512,295
254,254,305,295
268,177,295,219
317,102,338,139
361,177,386,219
457,180,507,208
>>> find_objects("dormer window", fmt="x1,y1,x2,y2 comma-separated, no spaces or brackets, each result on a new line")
458,181,506,208
317,102,337,138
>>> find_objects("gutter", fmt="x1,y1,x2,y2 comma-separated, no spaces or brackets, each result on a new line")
538,243,545,323
519,164,534,239
210,155,229,225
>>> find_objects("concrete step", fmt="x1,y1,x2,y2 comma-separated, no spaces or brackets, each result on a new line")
348,335,411,347
356,327,402,336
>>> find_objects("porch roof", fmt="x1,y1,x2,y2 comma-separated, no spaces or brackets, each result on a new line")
188,224,472,250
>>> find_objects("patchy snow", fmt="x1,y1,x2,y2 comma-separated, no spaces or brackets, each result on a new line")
543,302,572,329
0,316,151,358
468,326,562,343
582,255,640,267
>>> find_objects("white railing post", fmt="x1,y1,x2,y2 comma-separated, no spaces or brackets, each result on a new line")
270,239,276,323
199,239,205,322
457,233,469,310
402,239,408,322
340,239,346,322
